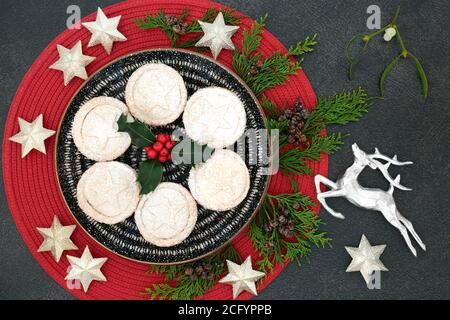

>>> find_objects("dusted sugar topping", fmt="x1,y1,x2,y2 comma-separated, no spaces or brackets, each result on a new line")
135,182,197,247
188,149,250,211
72,97,131,161
77,162,140,225
183,87,247,149
125,63,187,126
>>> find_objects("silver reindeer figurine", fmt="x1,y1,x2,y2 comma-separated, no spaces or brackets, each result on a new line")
315,143,426,256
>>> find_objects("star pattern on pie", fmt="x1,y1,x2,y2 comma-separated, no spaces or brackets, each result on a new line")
84,109,123,150
144,76,178,114
145,193,187,234
91,170,133,210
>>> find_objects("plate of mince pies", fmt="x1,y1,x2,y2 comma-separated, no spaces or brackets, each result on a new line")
56,49,270,264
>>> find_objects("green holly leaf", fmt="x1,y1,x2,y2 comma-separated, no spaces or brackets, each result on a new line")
117,114,155,148
137,159,163,195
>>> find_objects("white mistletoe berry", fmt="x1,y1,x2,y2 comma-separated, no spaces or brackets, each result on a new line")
383,27,397,42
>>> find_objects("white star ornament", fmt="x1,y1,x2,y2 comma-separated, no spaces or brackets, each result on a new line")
345,234,388,284
9,114,55,158
65,246,107,293
82,7,127,55
49,41,95,85
195,12,239,59
37,216,77,262
219,256,265,299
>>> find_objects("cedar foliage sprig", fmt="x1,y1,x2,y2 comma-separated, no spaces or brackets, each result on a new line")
144,245,241,300
279,134,346,176
135,8,243,49
249,193,331,272
233,16,317,97
262,88,369,177
304,87,369,136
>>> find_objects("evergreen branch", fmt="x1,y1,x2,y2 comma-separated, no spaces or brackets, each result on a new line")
279,133,346,176
261,95,281,119
249,193,331,272
144,245,241,300
304,88,369,136
233,16,315,97
287,33,318,63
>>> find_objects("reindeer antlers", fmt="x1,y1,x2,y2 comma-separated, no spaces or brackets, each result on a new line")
369,148,413,191
370,148,413,166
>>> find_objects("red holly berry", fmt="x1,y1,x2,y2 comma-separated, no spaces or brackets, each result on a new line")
160,148,169,157
167,152,172,161
157,134,169,144
158,155,168,163
145,147,157,159
165,140,176,150
153,142,163,152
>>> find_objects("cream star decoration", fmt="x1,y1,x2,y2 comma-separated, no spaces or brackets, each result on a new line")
37,216,78,262
345,234,388,284
219,256,265,299
9,114,55,158
82,7,127,55
195,12,239,59
65,246,107,292
49,41,95,85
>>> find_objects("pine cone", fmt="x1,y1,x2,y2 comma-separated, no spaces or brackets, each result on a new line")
249,65,259,76
165,15,178,26
185,267,194,276
278,215,288,225
195,266,204,274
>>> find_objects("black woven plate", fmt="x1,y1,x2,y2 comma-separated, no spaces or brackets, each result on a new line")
56,49,270,264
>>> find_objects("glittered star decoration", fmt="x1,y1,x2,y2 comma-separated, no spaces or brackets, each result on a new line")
49,41,95,85
195,12,239,59
219,256,265,299
345,234,388,284
37,216,77,262
9,114,55,158
82,7,127,54
65,246,107,293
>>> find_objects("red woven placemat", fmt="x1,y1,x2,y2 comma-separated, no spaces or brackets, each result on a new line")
2,0,327,300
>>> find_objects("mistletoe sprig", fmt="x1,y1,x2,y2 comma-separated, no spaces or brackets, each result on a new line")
346,6,428,98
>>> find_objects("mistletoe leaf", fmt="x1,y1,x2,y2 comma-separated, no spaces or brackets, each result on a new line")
137,159,163,195
408,53,428,98
117,114,155,148
380,54,401,96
